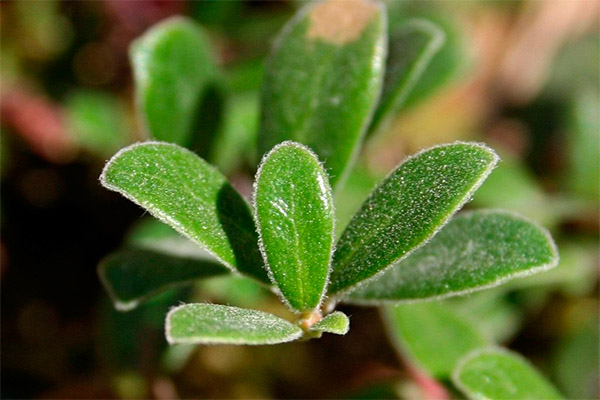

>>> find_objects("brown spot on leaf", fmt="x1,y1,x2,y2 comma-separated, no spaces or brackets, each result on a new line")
307,0,378,45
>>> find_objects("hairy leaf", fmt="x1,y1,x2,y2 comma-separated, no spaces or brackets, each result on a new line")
384,303,488,378
368,19,445,136
258,0,386,188
453,348,563,400
348,210,558,303
166,304,303,345
131,17,217,147
98,249,228,311
254,142,334,312
311,311,350,335
329,142,498,295
100,142,269,284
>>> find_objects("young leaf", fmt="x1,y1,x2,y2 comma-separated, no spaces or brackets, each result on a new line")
98,249,228,312
310,311,350,335
328,142,499,295
254,142,334,312
453,348,563,400
347,210,559,303
100,142,270,284
166,304,303,345
383,303,488,379
368,19,445,136
131,17,217,147
258,0,386,188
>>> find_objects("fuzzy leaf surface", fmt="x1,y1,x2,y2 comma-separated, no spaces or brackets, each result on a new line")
100,142,269,284
254,142,334,312
166,304,303,345
99,249,227,312
348,210,558,302
131,17,217,147
311,311,350,335
329,142,498,295
258,0,386,188
384,303,488,378
368,19,445,136
453,348,563,400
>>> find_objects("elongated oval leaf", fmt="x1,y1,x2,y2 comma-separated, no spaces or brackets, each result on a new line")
347,210,558,303
368,19,445,136
311,311,350,335
452,348,563,400
166,304,303,345
258,0,386,188
131,17,217,147
254,142,335,312
100,142,269,284
384,303,488,379
99,249,228,312
329,142,499,295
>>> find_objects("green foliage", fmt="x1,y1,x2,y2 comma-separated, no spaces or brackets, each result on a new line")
453,348,563,400
254,142,334,312
310,311,350,336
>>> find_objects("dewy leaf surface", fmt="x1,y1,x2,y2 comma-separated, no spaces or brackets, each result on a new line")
452,348,563,400
100,142,269,284
368,19,445,136
258,0,386,188
384,303,488,379
348,210,559,303
329,142,499,295
311,311,350,335
131,17,217,147
98,249,228,312
166,304,303,345
254,142,334,312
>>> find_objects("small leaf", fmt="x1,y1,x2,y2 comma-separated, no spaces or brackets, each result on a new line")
347,210,559,303
254,141,335,312
452,347,563,400
384,303,488,378
258,0,386,188
311,311,350,335
368,19,445,136
100,142,269,284
166,304,303,345
328,142,499,295
98,249,228,311
131,17,217,147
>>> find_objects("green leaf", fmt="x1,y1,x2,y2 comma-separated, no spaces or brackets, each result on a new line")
98,249,228,311
100,142,269,284
131,17,218,147
368,19,445,136
166,304,303,345
254,142,334,312
328,142,499,295
347,210,559,303
453,348,563,400
311,311,350,335
384,303,489,378
258,0,386,188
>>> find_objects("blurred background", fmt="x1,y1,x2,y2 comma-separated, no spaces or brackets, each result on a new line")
1,0,598,398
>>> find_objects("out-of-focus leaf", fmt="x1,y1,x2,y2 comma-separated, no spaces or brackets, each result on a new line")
166,303,303,345
384,302,488,378
368,18,445,136
254,142,334,312
311,311,350,335
348,210,558,303
259,0,386,188
131,17,218,148
100,142,269,284
453,348,563,400
329,142,498,296
98,249,228,311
